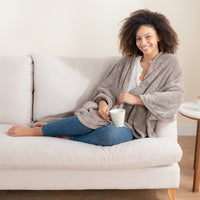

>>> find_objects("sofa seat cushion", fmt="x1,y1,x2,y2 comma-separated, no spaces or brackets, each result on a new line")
0,124,182,170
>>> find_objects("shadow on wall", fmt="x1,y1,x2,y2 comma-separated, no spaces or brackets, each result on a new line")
64,56,122,110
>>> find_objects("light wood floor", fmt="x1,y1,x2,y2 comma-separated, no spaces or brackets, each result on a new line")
0,136,199,200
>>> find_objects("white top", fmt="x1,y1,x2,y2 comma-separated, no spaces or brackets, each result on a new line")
128,56,143,92
179,101,200,119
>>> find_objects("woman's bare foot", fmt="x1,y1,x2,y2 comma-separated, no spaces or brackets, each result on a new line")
7,126,43,137
35,122,47,127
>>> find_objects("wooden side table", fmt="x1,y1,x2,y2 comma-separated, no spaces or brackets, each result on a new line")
179,101,200,192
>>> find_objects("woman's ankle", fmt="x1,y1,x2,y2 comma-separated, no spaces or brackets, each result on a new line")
33,127,43,136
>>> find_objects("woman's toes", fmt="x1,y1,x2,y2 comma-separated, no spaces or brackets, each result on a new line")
8,132,15,136
7,126,16,135
7,131,11,136
7,126,27,136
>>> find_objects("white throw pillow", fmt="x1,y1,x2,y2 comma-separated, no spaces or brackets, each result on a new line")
0,56,33,124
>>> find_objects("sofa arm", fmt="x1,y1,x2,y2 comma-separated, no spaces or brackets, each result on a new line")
155,118,177,140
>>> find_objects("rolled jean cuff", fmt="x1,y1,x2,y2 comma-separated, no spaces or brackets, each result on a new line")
42,125,49,136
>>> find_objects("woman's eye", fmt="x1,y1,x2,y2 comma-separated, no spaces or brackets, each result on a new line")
146,35,151,39
136,38,141,41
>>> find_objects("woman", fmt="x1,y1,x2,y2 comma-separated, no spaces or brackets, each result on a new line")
7,9,184,146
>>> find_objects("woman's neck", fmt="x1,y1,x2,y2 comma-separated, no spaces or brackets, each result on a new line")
142,51,159,62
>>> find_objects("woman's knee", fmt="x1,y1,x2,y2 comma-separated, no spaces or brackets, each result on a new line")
101,125,133,146
101,125,117,139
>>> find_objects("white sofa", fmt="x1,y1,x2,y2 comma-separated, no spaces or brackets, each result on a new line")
0,55,182,199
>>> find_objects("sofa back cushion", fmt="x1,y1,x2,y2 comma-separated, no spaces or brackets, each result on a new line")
156,118,177,139
0,56,33,124
32,55,121,121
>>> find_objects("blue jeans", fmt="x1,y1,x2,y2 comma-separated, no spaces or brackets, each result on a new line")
42,116,135,146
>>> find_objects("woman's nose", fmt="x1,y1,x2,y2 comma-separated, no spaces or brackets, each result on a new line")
141,38,147,45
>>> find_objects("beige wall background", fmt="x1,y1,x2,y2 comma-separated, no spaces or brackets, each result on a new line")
0,0,199,125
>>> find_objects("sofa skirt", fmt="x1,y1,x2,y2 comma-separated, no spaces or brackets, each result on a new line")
0,163,179,190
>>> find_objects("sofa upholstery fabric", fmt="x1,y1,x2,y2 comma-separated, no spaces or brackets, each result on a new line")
0,124,182,170
0,164,179,190
0,56,33,123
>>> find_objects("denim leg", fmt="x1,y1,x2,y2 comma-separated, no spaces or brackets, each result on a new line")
42,116,93,137
69,125,135,146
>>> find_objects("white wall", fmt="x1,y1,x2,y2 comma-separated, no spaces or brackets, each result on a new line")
0,0,199,127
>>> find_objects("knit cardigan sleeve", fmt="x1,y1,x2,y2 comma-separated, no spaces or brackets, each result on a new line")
140,54,184,121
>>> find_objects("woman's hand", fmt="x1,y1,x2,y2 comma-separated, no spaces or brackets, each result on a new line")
98,100,111,120
117,92,144,105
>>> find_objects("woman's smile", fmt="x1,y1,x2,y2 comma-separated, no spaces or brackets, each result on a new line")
141,45,151,51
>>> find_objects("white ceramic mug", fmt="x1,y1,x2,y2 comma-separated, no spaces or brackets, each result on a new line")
197,96,200,111
109,109,125,127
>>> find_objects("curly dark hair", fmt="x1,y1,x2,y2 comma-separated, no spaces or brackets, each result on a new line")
119,9,179,56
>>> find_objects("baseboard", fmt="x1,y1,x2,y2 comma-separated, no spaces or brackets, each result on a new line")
177,124,196,136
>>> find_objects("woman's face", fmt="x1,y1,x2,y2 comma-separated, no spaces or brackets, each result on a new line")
135,25,160,58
